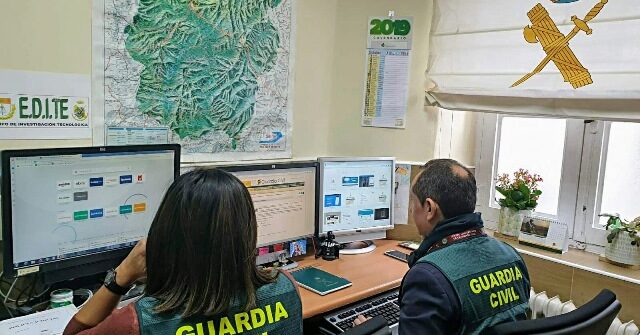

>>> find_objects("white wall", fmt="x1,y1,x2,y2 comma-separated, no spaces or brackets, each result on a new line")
290,0,338,158
0,0,92,151
326,0,439,162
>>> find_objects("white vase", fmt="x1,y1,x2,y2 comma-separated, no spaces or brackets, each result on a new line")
605,233,640,266
498,207,529,237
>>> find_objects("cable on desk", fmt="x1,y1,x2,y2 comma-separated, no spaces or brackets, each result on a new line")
0,272,51,316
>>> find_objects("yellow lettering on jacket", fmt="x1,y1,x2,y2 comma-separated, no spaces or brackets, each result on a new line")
175,301,291,335
490,292,499,308
469,279,482,294
489,273,500,288
495,270,505,285
176,325,195,335
250,307,266,328
234,312,252,333
515,266,523,280
489,286,522,309
196,323,205,335
274,302,288,322
265,305,274,324
467,265,526,295
219,317,236,335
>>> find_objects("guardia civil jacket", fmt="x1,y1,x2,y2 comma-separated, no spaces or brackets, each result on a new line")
63,272,302,335
399,213,531,335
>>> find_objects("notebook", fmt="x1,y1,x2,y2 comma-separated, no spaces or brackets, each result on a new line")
290,267,352,296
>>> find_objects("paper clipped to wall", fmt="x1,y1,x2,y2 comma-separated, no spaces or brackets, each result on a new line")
393,164,412,225
362,16,413,129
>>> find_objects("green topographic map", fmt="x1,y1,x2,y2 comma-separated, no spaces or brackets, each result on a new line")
99,0,293,157
126,0,282,140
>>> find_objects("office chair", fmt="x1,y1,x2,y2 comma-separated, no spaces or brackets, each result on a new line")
341,316,391,335
484,289,621,335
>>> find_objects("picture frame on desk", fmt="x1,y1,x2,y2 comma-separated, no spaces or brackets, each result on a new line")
518,216,569,254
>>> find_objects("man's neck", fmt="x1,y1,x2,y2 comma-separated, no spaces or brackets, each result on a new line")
409,213,484,267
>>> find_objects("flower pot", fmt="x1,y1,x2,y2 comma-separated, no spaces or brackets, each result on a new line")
605,233,640,266
498,207,529,238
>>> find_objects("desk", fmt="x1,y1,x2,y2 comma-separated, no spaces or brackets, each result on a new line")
293,239,409,319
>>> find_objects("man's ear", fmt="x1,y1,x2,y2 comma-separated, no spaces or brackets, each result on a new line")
424,198,440,221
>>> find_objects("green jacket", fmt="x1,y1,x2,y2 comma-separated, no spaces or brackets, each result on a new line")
135,272,302,335
416,235,530,334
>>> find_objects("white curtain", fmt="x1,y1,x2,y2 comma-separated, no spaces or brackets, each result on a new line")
426,0,640,121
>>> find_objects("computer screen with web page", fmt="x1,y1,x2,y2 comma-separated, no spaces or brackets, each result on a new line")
1,145,180,280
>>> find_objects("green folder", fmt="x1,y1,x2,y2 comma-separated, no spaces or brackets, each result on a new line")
291,267,352,296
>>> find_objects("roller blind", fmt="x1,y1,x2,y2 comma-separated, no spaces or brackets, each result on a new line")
426,0,640,120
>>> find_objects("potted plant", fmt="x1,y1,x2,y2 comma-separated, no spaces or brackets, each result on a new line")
495,169,543,238
599,213,640,267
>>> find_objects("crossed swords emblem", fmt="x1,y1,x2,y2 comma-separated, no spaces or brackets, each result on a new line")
512,0,608,89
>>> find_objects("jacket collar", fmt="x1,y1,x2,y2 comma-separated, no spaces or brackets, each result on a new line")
408,212,484,267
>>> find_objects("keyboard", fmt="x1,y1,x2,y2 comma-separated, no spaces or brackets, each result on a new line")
324,289,400,333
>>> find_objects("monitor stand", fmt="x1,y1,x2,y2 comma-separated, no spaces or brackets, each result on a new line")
340,240,377,255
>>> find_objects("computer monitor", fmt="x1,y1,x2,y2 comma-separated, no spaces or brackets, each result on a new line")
318,157,395,254
217,162,318,266
1,145,180,283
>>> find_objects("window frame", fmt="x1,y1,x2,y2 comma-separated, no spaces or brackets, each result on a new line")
475,113,584,240
575,121,635,248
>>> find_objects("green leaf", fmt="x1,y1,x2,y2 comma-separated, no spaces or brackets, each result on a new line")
532,190,542,196
518,183,530,197
511,190,524,202
495,187,509,198
607,228,621,243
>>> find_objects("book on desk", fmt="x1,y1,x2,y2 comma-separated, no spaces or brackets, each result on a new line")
291,267,352,296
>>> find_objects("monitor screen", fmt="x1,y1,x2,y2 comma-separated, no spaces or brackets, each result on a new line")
2,145,179,278
222,163,317,247
319,158,395,235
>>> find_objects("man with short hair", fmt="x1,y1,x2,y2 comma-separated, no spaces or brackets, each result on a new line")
356,159,531,334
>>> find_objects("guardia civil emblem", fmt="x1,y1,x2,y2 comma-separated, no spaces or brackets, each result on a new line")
0,98,15,121
513,0,608,89
72,100,88,121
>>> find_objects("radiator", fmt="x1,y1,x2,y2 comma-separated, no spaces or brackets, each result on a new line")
529,288,640,335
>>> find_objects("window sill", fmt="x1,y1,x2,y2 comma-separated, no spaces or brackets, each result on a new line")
488,230,640,285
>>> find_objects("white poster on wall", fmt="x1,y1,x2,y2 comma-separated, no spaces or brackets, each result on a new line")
0,70,91,139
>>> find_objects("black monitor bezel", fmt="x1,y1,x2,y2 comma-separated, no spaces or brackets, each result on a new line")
1,144,181,279
215,161,320,246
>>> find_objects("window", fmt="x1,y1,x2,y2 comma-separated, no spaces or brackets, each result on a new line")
575,121,640,246
598,122,640,224
476,115,639,249
494,117,566,216
476,115,582,236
